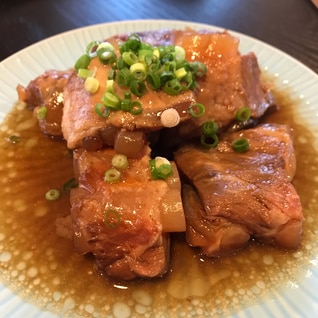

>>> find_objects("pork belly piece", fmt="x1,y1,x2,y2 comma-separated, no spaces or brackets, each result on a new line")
174,124,303,256
175,31,275,138
70,146,185,280
17,70,71,137
62,34,195,150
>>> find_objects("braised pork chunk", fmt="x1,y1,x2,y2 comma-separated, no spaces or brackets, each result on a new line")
17,70,71,137
70,146,185,280
174,124,302,256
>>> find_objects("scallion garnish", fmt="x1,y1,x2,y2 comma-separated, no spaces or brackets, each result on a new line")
130,101,143,115
200,134,219,149
74,54,90,71
76,33,209,120
130,80,146,97
188,103,205,118
236,107,251,122
201,120,218,136
102,92,121,109
95,103,110,118
111,154,129,169
104,168,121,183
84,77,99,94
149,157,173,180
37,106,47,120
232,138,249,152
45,189,60,201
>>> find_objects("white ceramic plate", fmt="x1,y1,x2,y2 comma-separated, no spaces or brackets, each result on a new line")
0,20,318,318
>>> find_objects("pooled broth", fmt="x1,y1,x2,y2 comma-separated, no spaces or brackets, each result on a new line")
0,85,317,318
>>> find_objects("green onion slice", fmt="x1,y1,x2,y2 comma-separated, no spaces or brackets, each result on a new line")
232,138,249,152
102,92,121,109
236,107,251,122
95,103,110,118
74,54,90,71
200,134,219,149
86,41,100,57
45,189,60,201
122,51,138,66
149,157,173,180
104,209,121,229
112,154,129,169
37,106,47,120
201,120,218,135
104,168,121,183
130,101,143,115
146,73,161,90
188,103,205,118
130,62,146,81
130,80,146,97
117,68,132,87
164,79,182,96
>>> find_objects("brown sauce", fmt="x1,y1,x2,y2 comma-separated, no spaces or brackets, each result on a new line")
0,83,317,317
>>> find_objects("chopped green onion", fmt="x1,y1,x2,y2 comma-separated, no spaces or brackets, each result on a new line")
200,134,219,149
104,168,121,183
102,92,121,109
188,103,205,118
175,46,186,62
62,178,78,192
45,189,60,201
201,120,218,135
130,101,143,115
149,157,173,180
174,67,187,79
112,154,129,169
108,69,116,80
126,33,141,51
97,47,116,64
117,68,132,87
106,79,115,93
160,71,174,86
74,54,90,71
232,138,249,152
86,41,100,57
104,209,121,229
97,41,114,52
37,106,47,120
130,62,146,80
77,68,94,78
95,103,110,118
146,72,161,90
236,107,251,122
8,135,20,144
122,51,138,66
190,61,207,77
84,77,99,94
130,80,146,97
164,79,182,96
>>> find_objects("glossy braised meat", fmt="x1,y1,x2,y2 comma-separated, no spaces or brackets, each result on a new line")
62,69,194,150
174,124,303,256
175,31,275,138
17,70,71,137
70,146,185,280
